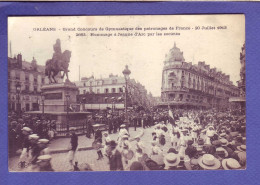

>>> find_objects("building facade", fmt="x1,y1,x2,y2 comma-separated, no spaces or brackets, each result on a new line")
8,53,61,112
75,74,153,111
238,43,246,98
229,43,246,112
160,43,240,109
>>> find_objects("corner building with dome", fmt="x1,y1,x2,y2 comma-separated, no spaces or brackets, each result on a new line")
159,43,240,110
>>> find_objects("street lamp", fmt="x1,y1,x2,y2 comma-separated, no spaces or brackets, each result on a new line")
65,92,70,133
16,82,21,116
110,97,115,113
122,65,131,128
104,97,108,110
41,93,45,119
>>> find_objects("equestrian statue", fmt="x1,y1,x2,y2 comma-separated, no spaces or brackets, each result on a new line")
45,39,72,83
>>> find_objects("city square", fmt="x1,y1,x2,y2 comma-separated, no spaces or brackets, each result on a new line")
8,15,246,172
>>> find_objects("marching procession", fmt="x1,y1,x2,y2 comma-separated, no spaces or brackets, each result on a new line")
8,107,246,171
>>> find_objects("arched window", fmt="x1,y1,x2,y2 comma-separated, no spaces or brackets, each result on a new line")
193,79,196,89
181,76,185,87
188,77,191,88
168,72,176,78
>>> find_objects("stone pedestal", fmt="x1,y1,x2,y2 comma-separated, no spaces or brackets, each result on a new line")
27,80,91,137
40,80,79,112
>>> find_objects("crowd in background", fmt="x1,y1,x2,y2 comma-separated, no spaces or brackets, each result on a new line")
8,112,57,156
8,107,246,171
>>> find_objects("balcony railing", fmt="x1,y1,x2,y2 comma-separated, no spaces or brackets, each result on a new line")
162,86,189,92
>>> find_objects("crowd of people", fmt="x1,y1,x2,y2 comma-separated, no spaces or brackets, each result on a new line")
9,107,246,171
8,112,57,156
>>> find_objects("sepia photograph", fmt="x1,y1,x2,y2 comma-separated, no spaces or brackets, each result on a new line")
7,15,246,172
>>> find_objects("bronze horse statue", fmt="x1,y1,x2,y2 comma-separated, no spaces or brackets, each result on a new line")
45,50,71,83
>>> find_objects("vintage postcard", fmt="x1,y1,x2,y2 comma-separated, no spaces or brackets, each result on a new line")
8,15,245,172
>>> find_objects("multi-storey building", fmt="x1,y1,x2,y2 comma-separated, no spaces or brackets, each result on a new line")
75,74,153,111
229,43,246,112
159,43,240,109
238,43,246,98
8,53,61,112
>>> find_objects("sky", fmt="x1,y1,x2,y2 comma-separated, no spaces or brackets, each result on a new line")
8,15,245,96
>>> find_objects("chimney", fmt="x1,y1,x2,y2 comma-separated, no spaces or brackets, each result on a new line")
17,53,22,67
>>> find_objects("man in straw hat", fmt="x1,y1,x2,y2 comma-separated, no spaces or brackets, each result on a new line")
234,144,246,168
18,127,32,168
163,153,181,170
94,128,104,160
68,127,78,170
28,134,40,164
37,139,50,156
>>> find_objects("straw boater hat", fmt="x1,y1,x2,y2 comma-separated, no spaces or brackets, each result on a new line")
37,155,52,163
29,134,39,140
22,127,32,132
237,151,246,165
237,145,246,152
163,153,180,167
216,147,228,158
198,154,221,170
120,124,126,128
122,135,129,139
219,138,229,147
219,133,227,138
10,120,17,125
38,139,49,144
222,158,241,170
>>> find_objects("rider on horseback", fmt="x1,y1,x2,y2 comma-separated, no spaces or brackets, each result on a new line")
45,39,71,83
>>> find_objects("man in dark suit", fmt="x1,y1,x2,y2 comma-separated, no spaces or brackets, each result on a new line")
108,116,113,134
69,127,78,169
108,140,123,171
95,129,103,160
